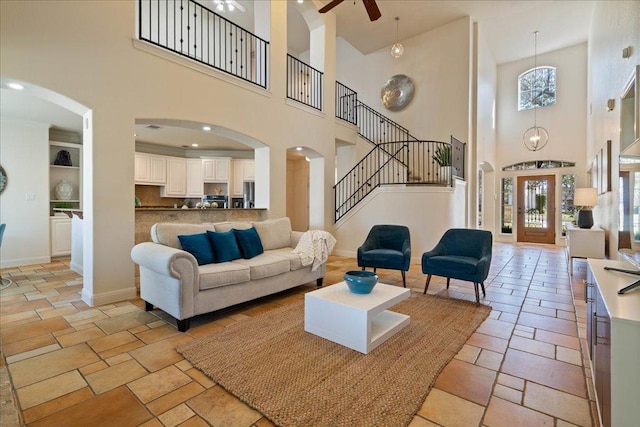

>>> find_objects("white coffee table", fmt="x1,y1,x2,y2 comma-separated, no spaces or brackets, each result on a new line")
304,281,411,354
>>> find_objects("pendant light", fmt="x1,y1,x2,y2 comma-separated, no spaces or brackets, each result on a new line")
522,31,549,151
391,17,404,59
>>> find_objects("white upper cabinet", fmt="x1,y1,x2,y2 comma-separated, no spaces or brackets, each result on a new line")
231,159,255,196
135,153,166,185
158,156,204,198
202,158,230,182
161,157,187,197
186,159,204,197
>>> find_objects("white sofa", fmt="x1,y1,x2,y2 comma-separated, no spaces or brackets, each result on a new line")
131,217,326,331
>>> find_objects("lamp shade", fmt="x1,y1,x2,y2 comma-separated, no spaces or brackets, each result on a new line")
574,188,598,207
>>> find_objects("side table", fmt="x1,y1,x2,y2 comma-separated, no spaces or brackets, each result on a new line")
566,223,605,275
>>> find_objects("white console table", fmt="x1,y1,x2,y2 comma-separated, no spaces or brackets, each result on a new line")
566,223,605,275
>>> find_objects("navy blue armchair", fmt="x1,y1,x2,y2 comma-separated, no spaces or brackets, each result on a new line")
422,228,492,304
357,225,411,287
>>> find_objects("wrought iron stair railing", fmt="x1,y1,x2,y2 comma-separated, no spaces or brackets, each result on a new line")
334,138,465,222
138,0,269,88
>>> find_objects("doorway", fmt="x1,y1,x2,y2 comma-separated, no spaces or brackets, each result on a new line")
517,175,556,243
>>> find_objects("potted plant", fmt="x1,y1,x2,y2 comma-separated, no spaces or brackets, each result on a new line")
433,144,452,183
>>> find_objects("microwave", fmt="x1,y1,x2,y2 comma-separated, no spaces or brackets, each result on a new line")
202,195,228,208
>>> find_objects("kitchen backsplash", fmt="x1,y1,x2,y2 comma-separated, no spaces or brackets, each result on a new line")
135,185,200,207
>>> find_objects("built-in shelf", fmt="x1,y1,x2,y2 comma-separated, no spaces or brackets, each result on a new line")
49,141,82,216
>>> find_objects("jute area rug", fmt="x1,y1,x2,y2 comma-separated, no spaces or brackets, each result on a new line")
177,292,491,427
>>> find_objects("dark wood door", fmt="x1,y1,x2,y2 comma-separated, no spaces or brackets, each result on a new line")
517,175,556,244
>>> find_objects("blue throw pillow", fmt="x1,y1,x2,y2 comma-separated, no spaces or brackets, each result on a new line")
178,233,215,265
207,230,242,262
233,227,264,259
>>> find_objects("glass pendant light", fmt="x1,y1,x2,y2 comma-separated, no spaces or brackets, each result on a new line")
391,17,404,59
523,31,549,151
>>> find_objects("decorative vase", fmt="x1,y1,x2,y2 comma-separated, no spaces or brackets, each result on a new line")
343,270,378,294
54,179,73,200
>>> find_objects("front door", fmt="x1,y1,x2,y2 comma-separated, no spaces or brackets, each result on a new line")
517,175,556,244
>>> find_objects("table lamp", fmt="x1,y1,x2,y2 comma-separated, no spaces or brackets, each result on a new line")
574,187,598,229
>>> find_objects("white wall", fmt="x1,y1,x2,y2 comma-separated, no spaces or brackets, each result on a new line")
496,43,588,171
333,181,467,262
475,23,498,234
336,17,472,144
587,1,640,257
494,43,588,242
0,1,339,304
0,119,50,267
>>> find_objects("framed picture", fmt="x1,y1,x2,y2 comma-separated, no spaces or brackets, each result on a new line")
602,140,611,193
592,152,599,192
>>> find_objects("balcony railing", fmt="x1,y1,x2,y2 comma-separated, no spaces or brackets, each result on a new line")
138,0,269,88
287,54,323,111
336,81,357,125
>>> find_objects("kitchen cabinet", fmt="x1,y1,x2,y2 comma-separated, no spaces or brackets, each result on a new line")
162,157,187,197
186,159,204,197
135,153,166,185
202,158,230,182
161,157,203,198
50,216,72,256
49,141,82,216
586,259,640,427
231,159,255,197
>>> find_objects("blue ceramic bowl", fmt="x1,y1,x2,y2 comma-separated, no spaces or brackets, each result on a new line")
344,270,379,294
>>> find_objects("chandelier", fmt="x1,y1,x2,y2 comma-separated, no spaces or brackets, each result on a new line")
391,17,404,59
522,31,549,151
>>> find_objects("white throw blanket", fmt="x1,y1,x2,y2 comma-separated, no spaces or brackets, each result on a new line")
293,230,336,272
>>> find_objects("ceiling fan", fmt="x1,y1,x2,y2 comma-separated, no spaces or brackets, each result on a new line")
319,0,382,22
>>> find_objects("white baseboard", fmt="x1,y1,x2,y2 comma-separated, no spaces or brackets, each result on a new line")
0,256,51,269
70,262,83,275
82,286,138,307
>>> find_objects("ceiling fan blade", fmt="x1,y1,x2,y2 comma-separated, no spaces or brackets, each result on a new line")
362,0,381,21
319,0,345,14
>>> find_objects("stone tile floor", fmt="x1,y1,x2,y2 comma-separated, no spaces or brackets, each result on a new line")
0,242,598,426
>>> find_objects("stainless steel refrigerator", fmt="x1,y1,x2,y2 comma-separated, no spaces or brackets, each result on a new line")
243,181,255,208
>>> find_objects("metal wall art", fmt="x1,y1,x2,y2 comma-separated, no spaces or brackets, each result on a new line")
381,74,414,111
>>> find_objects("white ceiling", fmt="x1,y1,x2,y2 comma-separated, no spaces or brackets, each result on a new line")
0,0,595,149
322,0,595,64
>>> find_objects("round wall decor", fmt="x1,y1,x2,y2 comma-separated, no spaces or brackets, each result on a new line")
0,165,6,195
380,74,414,111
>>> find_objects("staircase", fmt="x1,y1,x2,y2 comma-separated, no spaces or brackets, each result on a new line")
334,83,466,222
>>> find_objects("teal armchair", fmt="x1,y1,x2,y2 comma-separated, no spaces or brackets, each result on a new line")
422,228,492,304
357,225,411,287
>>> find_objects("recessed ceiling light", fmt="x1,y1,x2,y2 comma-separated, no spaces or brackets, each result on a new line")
296,147,302,151
191,143,199,147
7,82,24,90
202,126,211,131
297,0,303,3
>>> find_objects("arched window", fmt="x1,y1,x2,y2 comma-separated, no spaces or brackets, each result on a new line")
518,66,556,111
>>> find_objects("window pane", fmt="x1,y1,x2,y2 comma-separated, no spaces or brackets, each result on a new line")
561,174,576,236
501,177,513,233
519,67,556,111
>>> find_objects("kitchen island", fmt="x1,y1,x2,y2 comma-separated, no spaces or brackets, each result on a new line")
135,207,267,244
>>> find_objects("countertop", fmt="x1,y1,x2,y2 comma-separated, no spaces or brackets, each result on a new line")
135,207,265,211
588,258,640,324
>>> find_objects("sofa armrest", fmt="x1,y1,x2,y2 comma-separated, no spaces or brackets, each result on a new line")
131,242,198,279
